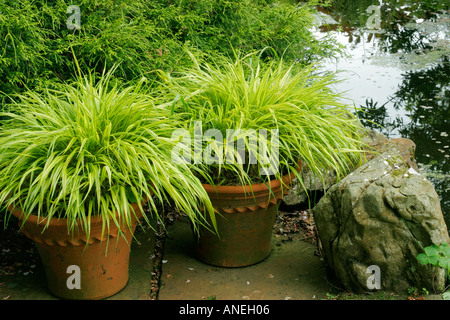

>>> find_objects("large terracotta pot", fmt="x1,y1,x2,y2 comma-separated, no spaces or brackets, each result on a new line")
193,165,299,267
10,203,143,300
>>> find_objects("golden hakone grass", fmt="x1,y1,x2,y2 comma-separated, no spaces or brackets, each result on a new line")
0,69,216,240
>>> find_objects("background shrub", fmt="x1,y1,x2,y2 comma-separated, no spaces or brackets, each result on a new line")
0,0,342,102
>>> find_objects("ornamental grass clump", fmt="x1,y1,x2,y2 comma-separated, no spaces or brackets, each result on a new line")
0,69,215,239
162,51,367,190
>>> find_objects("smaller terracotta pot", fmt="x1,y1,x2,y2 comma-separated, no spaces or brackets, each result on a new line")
10,204,143,300
193,166,299,267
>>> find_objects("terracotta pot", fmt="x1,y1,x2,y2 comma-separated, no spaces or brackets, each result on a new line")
10,203,143,300
193,165,300,267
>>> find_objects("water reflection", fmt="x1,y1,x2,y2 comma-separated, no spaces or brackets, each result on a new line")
393,56,450,215
314,1,450,220
318,0,448,54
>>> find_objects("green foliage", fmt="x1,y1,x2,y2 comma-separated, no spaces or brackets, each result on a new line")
0,68,215,238
407,286,429,296
417,242,450,297
162,50,366,188
175,0,342,62
0,0,343,102
443,291,450,300
417,243,450,271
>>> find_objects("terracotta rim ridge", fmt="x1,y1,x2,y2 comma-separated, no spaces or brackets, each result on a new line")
202,161,302,194
8,202,144,227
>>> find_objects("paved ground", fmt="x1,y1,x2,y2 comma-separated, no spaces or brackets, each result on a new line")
157,217,331,300
0,213,335,300
3,211,443,301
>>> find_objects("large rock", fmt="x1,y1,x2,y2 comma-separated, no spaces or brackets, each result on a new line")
282,167,335,206
313,148,450,293
283,129,418,207
362,129,419,171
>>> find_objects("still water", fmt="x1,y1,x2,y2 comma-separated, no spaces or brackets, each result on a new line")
312,1,449,223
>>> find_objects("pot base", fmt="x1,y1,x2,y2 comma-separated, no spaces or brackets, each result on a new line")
194,202,279,268
34,231,134,300
194,169,298,268
11,204,141,300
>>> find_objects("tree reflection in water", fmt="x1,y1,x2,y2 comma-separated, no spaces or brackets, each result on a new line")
318,0,449,221
392,56,450,218
358,55,449,221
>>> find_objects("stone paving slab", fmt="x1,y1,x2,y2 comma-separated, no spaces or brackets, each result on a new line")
157,218,332,300
0,214,332,300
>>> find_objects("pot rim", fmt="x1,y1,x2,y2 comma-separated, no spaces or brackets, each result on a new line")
202,160,302,194
8,201,144,228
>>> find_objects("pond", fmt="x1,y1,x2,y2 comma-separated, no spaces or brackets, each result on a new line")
312,1,449,225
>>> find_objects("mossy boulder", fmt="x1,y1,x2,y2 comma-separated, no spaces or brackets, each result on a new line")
313,148,449,293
